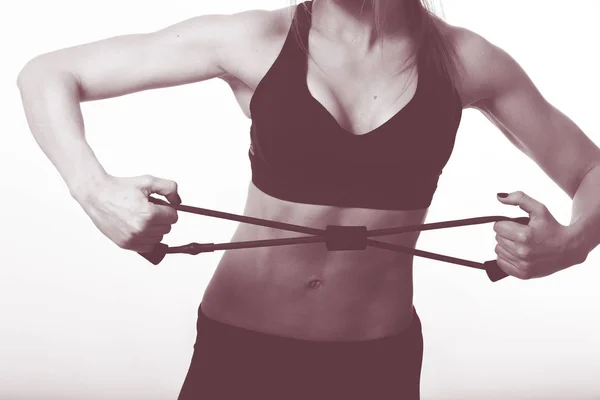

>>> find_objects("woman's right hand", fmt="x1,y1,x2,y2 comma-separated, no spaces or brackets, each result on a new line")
75,174,181,253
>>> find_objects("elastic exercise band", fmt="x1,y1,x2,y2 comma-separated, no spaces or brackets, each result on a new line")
140,196,529,282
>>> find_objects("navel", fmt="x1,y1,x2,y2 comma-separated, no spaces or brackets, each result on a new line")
306,279,323,290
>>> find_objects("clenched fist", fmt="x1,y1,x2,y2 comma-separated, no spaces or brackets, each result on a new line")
75,174,180,253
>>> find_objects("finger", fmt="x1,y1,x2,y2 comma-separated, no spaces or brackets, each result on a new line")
145,225,172,235
121,239,161,253
495,234,518,255
495,243,521,265
149,204,179,225
495,257,522,279
493,221,531,243
139,175,182,205
497,191,547,217
137,235,164,245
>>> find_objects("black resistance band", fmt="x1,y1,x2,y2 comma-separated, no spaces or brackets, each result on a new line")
141,197,529,282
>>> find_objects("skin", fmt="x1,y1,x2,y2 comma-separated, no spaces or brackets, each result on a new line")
17,0,600,343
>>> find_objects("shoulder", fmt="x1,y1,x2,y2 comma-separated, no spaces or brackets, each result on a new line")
434,20,524,108
218,6,293,39
215,6,296,80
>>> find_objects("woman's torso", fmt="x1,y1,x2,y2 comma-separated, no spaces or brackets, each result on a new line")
203,182,427,341
201,3,464,341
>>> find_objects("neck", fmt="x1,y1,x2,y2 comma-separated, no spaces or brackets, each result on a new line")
311,0,409,45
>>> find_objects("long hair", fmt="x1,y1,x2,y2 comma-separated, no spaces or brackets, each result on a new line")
290,0,460,88
402,0,460,87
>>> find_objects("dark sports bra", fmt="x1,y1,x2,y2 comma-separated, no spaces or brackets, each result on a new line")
248,1,463,210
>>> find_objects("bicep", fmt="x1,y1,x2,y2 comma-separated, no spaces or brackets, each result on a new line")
22,14,237,101
474,60,554,159
465,36,600,197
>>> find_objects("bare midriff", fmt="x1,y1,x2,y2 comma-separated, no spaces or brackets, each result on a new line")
201,181,428,342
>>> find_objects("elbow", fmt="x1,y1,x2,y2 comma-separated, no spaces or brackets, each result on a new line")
18,55,77,84
17,56,49,88
570,163,600,199
17,56,81,96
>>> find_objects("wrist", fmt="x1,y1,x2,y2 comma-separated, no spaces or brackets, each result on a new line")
564,221,594,266
68,166,111,204
59,140,109,201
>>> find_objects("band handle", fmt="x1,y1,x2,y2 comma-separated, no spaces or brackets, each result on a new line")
138,197,176,265
139,243,169,265
483,217,530,282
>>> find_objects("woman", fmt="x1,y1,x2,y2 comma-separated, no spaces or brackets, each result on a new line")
16,0,600,399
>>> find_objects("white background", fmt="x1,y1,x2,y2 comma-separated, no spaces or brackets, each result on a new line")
2,1,600,399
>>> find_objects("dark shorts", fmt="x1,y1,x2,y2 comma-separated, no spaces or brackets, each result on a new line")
178,304,424,400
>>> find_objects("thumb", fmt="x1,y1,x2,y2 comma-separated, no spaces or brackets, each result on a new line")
139,175,182,205
496,191,546,217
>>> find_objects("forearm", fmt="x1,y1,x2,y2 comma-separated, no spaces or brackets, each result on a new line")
17,60,108,199
568,164,600,258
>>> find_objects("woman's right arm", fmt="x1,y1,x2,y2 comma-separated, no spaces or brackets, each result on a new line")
16,13,245,197
16,10,273,253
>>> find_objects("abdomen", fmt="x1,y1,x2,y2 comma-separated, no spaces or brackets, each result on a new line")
200,181,428,341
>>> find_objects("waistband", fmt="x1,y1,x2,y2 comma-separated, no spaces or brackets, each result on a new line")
196,303,422,352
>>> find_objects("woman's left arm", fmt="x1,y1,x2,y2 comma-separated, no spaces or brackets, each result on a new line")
455,28,600,279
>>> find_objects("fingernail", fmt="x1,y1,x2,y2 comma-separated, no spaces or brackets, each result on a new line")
497,193,509,198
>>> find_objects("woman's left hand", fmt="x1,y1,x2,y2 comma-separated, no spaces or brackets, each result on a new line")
493,191,579,279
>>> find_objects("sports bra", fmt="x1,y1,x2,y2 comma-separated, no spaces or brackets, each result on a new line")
248,1,463,210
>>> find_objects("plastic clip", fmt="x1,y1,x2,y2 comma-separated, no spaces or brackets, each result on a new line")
324,225,368,251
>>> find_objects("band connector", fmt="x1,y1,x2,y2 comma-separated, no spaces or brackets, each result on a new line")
325,225,368,251
171,243,216,255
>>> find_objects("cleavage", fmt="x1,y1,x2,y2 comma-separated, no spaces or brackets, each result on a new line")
305,53,419,137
